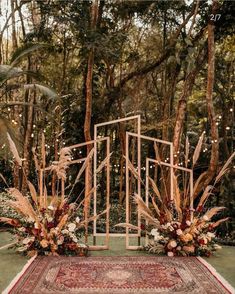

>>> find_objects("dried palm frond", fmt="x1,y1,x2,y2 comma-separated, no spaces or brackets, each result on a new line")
77,206,110,228
185,136,190,167
192,133,204,166
196,185,213,210
212,217,229,228
193,171,207,199
173,175,182,220
96,152,113,174
74,148,94,184
7,133,22,166
148,176,162,203
32,147,40,171
134,194,159,226
27,181,38,205
134,193,153,217
114,223,139,231
215,151,235,184
0,173,8,187
57,214,69,231
154,142,161,162
124,156,143,184
203,207,225,220
41,133,46,169
150,196,160,216
0,217,19,226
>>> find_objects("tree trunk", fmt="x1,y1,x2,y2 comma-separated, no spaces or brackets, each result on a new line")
193,0,219,197
83,0,99,240
10,0,18,51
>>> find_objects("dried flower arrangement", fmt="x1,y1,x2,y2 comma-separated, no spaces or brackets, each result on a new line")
121,135,234,257
0,134,108,256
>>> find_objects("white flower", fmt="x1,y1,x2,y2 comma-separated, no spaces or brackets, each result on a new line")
27,217,34,223
78,243,86,248
176,229,183,236
22,236,35,244
72,237,78,243
61,229,69,235
34,222,39,229
168,240,177,248
213,244,222,250
186,220,191,226
68,223,76,232
48,205,54,210
18,227,26,232
47,216,53,222
176,246,182,251
150,229,159,236
75,217,80,223
57,236,64,245
202,215,209,221
167,251,174,257
169,226,174,232
207,232,215,238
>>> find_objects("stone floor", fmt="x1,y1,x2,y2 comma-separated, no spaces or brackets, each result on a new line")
0,232,235,292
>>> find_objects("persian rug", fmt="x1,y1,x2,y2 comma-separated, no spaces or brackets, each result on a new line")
4,256,234,294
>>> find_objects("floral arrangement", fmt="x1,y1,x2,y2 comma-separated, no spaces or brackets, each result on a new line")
123,135,234,257
0,190,88,256
0,133,108,256
148,217,223,257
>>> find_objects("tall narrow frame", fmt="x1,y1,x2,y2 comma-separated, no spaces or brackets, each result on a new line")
93,115,141,241
68,137,110,250
125,132,174,249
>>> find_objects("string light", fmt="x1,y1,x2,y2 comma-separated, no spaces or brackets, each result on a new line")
230,108,233,112
31,133,34,138
226,126,230,130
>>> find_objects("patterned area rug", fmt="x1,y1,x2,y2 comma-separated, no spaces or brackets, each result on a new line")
5,256,233,294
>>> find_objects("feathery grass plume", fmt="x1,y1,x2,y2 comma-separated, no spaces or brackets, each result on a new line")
7,133,22,166
212,217,229,228
203,207,225,221
96,152,113,174
7,188,38,220
114,223,139,231
185,136,189,167
192,132,204,166
27,181,38,205
41,133,46,169
0,173,8,187
196,185,213,210
51,147,72,181
148,176,162,203
124,156,144,184
215,151,235,184
193,171,207,198
74,148,94,184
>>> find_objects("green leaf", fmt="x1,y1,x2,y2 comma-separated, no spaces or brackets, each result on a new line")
24,84,58,99
10,43,48,66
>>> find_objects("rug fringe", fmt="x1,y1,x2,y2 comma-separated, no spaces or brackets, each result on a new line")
3,254,37,294
197,256,235,294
